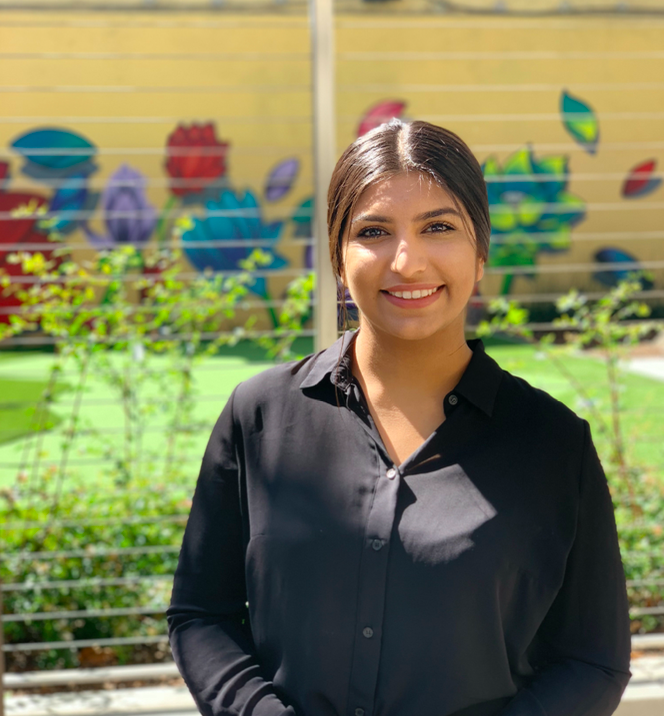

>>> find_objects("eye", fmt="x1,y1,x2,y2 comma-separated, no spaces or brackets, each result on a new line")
356,226,387,239
424,221,455,234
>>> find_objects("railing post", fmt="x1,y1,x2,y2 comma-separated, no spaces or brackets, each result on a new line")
1,577,5,716
310,0,338,352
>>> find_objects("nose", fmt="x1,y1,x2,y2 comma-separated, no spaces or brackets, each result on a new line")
390,235,428,277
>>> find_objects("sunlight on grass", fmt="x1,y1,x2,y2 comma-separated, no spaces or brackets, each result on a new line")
0,376,65,446
0,341,662,488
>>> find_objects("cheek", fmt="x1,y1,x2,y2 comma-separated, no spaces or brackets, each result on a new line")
344,245,382,283
433,243,478,276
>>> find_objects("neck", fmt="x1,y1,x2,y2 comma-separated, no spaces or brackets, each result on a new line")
351,319,473,404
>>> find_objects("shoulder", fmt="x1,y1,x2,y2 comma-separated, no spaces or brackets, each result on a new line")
496,364,587,445
230,350,324,418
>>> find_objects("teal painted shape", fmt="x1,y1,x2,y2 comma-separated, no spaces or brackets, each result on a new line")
560,90,599,155
11,127,96,170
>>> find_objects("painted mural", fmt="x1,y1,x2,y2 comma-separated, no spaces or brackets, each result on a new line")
0,123,308,327
0,90,661,327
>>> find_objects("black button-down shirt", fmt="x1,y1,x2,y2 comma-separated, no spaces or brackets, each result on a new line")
167,330,632,716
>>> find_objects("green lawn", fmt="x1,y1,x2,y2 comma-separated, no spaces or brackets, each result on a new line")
0,375,65,446
0,339,662,489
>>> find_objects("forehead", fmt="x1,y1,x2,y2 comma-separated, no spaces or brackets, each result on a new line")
354,171,459,214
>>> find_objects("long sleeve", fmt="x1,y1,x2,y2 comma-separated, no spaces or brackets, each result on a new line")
498,419,633,716
166,386,297,716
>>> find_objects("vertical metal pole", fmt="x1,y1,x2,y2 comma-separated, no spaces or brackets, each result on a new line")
310,0,338,352
0,578,4,716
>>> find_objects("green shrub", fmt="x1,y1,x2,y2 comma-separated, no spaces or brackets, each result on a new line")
1,477,186,671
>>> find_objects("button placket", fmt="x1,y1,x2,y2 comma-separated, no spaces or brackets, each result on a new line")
345,463,400,716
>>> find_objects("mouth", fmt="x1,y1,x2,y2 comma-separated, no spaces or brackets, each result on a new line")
380,284,444,300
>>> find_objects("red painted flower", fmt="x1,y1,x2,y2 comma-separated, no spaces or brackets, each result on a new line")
165,123,229,197
0,191,57,325
0,162,9,188
357,101,406,138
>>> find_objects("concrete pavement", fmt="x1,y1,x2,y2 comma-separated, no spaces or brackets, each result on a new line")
5,655,664,716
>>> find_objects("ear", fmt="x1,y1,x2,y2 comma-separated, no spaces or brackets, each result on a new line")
338,247,348,286
475,256,485,283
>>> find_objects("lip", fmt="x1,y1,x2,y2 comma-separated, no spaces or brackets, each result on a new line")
381,283,445,309
382,283,442,292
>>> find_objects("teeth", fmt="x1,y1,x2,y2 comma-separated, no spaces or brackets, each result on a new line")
387,286,439,299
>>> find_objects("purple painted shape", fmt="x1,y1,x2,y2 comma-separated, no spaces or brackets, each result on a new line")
86,164,156,248
265,158,299,202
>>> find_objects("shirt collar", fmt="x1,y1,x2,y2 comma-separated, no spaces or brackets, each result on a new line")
298,329,359,392
298,329,503,417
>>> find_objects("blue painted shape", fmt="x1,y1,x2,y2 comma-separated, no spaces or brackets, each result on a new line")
593,247,653,289
12,128,96,170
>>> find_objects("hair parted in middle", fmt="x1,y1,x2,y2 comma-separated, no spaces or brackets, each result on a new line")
327,119,491,287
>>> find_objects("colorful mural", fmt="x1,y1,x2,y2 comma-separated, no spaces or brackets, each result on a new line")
622,160,662,199
560,90,600,156
0,86,662,326
483,145,585,295
0,122,311,326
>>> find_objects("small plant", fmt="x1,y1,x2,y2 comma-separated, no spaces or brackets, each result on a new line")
1,474,187,671
0,242,313,507
0,240,314,668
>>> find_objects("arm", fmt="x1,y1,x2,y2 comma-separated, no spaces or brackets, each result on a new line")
167,387,297,716
499,420,633,716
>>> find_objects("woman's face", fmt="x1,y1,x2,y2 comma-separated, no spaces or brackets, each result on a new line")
341,171,484,343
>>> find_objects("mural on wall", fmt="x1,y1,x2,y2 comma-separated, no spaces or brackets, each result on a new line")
560,90,600,155
0,89,661,327
0,167,54,324
622,159,661,199
86,165,157,249
483,146,585,295
0,123,307,327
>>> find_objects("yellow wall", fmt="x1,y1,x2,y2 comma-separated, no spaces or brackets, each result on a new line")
1,9,663,325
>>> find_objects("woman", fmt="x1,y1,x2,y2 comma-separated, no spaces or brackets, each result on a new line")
167,120,632,716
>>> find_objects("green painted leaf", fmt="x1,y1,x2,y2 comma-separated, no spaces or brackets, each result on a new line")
482,156,501,177
555,191,586,223
503,147,533,176
545,226,571,252
517,198,543,227
489,205,518,232
561,90,599,154
533,154,567,180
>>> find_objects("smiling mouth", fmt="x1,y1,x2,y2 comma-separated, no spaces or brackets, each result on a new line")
381,285,444,300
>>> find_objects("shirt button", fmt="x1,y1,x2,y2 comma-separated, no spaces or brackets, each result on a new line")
355,709,365,716
386,467,397,479
372,539,383,551
362,627,374,638
448,394,458,405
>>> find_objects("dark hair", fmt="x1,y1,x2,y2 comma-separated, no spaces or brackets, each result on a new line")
327,119,491,287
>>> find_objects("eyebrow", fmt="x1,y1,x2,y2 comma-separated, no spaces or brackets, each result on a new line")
351,207,462,225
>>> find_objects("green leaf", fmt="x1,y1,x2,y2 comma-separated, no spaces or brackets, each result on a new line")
503,147,533,176
561,90,599,154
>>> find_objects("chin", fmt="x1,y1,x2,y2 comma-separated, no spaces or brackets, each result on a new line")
369,317,463,343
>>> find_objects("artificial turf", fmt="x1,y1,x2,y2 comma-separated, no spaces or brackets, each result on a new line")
0,338,662,489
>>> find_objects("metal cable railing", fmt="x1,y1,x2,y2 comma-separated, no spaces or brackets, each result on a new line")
1,0,663,677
